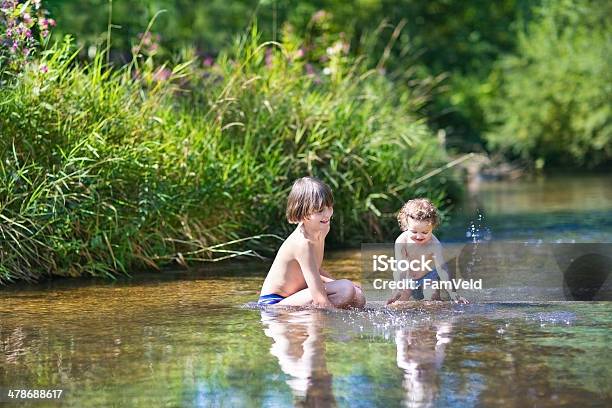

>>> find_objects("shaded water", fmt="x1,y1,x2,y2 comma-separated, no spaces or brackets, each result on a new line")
1,174,611,407
439,173,612,242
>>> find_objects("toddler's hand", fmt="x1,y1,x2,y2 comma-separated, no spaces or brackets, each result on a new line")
386,292,401,305
451,293,469,304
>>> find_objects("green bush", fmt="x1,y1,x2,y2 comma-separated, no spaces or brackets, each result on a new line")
485,0,612,168
0,30,453,282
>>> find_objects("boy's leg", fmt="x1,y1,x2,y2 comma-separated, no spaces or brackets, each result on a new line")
351,284,366,308
278,279,361,309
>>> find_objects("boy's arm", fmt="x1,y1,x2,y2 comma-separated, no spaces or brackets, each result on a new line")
296,242,334,308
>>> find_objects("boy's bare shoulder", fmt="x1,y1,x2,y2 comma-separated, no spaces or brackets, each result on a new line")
282,228,314,253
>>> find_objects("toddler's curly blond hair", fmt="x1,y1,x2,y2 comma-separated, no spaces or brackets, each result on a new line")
397,198,439,231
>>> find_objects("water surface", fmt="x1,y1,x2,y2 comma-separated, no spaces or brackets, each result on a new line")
1,174,611,407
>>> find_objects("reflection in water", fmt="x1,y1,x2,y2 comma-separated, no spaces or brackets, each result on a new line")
441,174,612,243
1,283,611,407
2,174,612,406
260,309,336,407
395,320,454,408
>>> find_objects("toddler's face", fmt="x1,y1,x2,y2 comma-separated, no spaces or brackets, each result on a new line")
407,219,433,244
305,206,333,231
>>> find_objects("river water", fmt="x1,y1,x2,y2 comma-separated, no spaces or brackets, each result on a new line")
1,174,611,407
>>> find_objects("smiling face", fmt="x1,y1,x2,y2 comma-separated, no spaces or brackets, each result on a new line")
406,218,434,244
303,206,333,233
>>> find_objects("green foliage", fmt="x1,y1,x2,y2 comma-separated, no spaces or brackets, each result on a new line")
0,28,452,282
41,0,529,147
485,0,612,167
0,0,55,78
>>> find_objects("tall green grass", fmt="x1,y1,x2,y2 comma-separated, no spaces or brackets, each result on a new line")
0,32,453,283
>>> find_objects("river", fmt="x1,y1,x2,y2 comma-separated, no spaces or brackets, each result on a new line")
1,174,611,407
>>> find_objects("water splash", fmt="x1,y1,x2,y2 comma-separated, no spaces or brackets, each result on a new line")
465,209,492,243
463,210,492,279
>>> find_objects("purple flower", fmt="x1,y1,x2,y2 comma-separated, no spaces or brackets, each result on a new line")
40,64,48,73
203,56,214,67
1,0,15,10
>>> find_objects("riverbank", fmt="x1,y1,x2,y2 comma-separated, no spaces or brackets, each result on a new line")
0,33,455,283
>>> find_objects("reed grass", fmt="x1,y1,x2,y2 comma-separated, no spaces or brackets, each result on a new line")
0,31,455,283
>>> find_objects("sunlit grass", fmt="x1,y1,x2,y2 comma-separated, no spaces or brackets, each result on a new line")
0,32,454,283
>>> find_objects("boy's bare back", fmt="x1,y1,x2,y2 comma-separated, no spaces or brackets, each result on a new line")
260,227,325,297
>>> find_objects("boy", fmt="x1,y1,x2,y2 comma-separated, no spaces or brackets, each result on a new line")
387,198,468,304
258,177,366,309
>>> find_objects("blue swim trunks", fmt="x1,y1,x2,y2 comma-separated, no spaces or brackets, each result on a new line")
411,269,440,300
258,293,286,305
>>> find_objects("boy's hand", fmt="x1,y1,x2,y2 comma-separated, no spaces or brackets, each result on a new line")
313,297,335,309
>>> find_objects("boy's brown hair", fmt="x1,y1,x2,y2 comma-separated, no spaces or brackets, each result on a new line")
397,198,439,231
286,177,334,224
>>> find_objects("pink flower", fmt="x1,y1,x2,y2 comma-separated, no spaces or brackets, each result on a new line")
203,56,214,66
312,10,327,23
305,63,315,76
153,67,171,82
265,48,273,67
40,65,48,73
